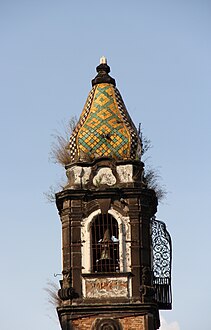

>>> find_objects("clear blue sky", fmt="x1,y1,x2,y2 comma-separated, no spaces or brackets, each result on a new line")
0,1,210,329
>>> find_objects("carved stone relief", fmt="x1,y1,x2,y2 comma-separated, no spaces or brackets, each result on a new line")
116,164,133,183
85,277,128,298
66,166,91,187
93,167,116,186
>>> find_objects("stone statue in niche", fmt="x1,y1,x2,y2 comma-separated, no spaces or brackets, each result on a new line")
93,167,116,186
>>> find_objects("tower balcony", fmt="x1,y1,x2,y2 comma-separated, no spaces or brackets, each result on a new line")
151,218,172,310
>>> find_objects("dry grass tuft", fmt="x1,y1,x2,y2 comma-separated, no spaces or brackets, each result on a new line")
143,167,167,202
140,124,167,202
44,281,62,307
49,116,78,166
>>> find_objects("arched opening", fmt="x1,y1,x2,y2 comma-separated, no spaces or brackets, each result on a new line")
91,213,119,273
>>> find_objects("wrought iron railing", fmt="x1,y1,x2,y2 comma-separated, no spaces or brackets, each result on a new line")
151,218,172,310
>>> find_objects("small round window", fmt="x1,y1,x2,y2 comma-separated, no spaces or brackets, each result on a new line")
93,318,122,330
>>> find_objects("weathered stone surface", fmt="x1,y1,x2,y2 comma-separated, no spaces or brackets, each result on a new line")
66,166,91,187
116,164,133,183
93,167,116,186
85,277,128,298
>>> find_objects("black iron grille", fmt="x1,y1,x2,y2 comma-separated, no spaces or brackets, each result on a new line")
151,218,172,310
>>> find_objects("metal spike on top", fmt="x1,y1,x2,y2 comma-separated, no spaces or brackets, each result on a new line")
92,57,116,86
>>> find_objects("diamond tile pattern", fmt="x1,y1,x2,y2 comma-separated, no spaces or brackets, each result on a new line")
69,83,140,162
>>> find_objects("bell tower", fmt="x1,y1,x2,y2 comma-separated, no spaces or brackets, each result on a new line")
55,58,172,330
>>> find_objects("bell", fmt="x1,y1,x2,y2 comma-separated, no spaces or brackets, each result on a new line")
102,228,112,243
99,228,112,261
99,248,111,261
97,247,113,272
97,228,114,272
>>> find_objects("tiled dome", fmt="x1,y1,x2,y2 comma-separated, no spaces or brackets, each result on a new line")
69,58,141,163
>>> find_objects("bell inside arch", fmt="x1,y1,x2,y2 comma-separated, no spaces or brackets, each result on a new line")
99,248,111,261
92,214,119,273
99,228,112,261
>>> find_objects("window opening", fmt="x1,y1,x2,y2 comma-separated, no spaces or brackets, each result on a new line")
92,213,119,273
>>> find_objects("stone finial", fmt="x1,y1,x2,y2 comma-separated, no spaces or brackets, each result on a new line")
100,56,107,64
92,58,116,86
